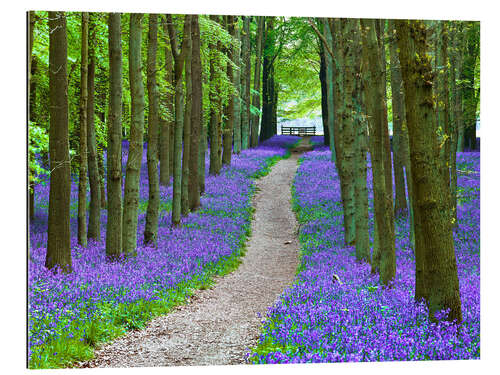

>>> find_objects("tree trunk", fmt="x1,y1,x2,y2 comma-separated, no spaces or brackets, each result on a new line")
396,19,462,324
181,18,193,217
222,15,235,166
319,44,329,146
449,21,465,226
250,16,264,148
46,11,72,273
323,19,336,161
160,21,174,186
241,16,251,150
360,18,396,286
209,15,222,174
352,22,370,264
199,119,207,194
87,13,101,242
77,12,89,247
122,13,145,256
259,17,276,143
233,17,242,154
28,11,36,222
388,20,408,217
168,14,191,227
339,19,358,247
105,12,123,260
144,14,160,246
189,15,202,211
461,22,479,150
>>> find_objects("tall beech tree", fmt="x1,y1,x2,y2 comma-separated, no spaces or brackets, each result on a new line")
396,19,462,324
106,12,123,260
250,16,264,148
388,20,409,217
46,11,72,272
77,12,89,247
160,22,174,187
209,15,222,174
322,19,336,161
122,13,145,256
87,13,101,241
241,16,251,150
222,15,235,166
144,14,160,245
233,17,242,154
360,18,396,285
189,15,202,211
260,17,277,142
167,14,191,226
181,18,193,216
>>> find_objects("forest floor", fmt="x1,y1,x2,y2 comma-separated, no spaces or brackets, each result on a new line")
79,138,312,367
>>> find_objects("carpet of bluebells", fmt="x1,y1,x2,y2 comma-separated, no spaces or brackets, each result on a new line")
250,139,480,363
28,135,299,368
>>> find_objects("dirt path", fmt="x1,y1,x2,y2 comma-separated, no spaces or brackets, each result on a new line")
80,141,309,368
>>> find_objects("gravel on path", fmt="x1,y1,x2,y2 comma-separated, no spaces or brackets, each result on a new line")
79,146,306,368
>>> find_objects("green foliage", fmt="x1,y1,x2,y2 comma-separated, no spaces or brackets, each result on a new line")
28,121,49,188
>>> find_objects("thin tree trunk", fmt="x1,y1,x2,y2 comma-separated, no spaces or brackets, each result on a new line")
233,17,242,154
360,18,396,286
181,19,193,216
87,13,101,241
98,150,106,208
122,13,145,256
160,21,174,186
208,15,222,174
323,19,336,161
167,14,191,227
250,16,264,148
199,120,207,194
319,44,329,146
222,15,235,165
28,11,37,222
388,19,408,217
259,17,276,142
144,14,160,246
77,12,89,247
241,16,251,150
46,11,72,273
189,15,202,211
105,12,123,260
396,19,462,324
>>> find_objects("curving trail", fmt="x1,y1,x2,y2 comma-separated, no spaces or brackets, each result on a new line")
79,139,311,368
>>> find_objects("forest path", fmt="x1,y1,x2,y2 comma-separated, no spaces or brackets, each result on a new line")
80,138,309,368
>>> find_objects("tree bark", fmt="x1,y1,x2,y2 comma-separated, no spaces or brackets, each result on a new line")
396,19,462,324
144,14,160,246
46,11,72,273
323,19,336,161
241,16,251,150
167,14,191,227
189,15,202,211
250,16,264,148
122,13,145,256
208,16,222,174
360,18,396,286
181,18,193,216
105,12,123,260
259,17,276,142
160,21,174,186
233,17,242,154
222,15,235,166
388,20,408,217
87,13,101,242
77,12,89,247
